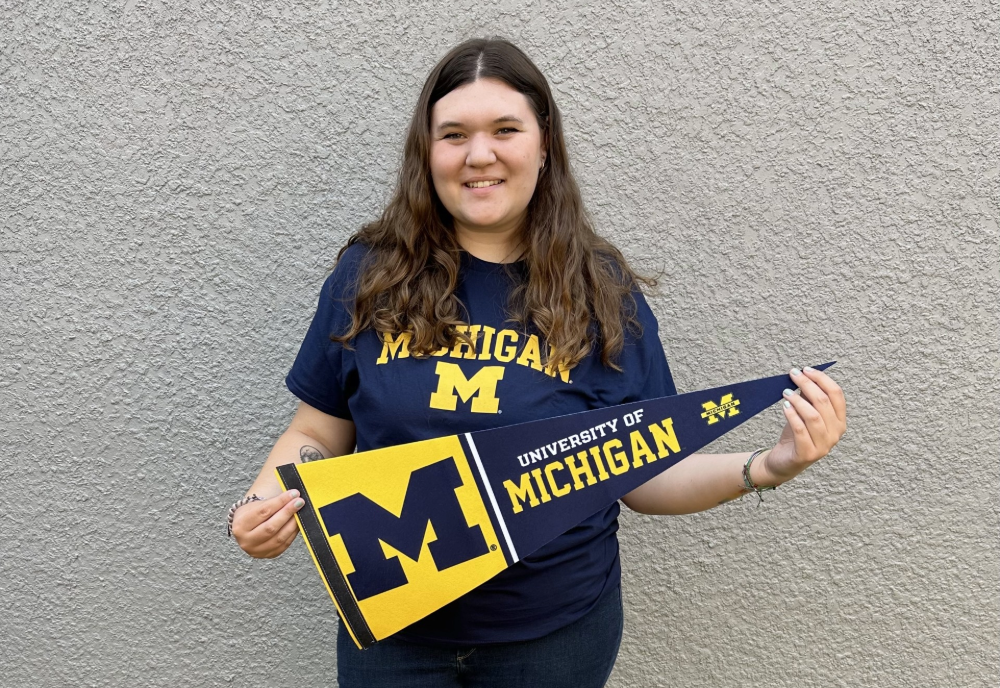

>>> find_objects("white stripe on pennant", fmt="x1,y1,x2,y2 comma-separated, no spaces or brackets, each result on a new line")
465,433,519,563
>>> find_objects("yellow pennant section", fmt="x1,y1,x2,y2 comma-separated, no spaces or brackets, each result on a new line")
290,435,508,643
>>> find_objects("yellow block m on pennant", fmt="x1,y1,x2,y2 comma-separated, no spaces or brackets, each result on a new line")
700,393,740,425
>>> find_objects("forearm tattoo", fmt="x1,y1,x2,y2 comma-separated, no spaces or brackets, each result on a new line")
299,445,324,463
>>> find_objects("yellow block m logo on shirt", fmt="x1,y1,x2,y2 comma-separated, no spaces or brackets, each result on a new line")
429,362,505,414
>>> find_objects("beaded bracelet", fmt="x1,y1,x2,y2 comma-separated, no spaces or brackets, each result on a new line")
226,494,262,537
742,449,778,506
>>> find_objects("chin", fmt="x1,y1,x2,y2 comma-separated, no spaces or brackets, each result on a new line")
462,215,509,230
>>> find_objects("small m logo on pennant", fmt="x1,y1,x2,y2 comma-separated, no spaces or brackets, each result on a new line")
701,393,740,425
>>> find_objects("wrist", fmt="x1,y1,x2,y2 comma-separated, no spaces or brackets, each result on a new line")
751,449,783,488
760,445,811,486
741,449,778,506
226,494,262,537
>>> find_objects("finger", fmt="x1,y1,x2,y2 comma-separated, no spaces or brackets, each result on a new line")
789,368,836,426
782,388,825,455
236,490,300,533
802,366,847,427
781,396,818,459
245,494,305,547
233,494,290,545
259,517,301,558
275,517,301,549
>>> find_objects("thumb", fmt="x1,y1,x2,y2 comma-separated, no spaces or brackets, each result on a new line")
236,490,301,530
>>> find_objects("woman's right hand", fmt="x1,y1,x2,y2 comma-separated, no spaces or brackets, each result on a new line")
232,490,305,558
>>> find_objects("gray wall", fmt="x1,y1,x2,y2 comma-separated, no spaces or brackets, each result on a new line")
2,1,997,686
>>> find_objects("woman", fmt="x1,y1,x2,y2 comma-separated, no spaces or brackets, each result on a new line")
229,38,846,687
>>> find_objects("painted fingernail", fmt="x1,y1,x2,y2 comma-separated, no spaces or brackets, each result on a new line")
293,499,305,509
783,400,792,409
804,366,815,373
790,368,801,376
288,489,300,498
783,388,794,397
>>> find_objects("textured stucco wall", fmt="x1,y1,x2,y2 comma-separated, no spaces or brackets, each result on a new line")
2,1,997,686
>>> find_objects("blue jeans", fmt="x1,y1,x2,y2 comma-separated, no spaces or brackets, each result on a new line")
336,585,624,688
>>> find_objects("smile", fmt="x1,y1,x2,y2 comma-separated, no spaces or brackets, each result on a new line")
464,180,504,188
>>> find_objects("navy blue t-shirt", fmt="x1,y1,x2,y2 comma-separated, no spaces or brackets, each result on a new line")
286,243,676,646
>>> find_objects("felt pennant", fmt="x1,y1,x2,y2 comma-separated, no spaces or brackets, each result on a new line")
276,362,834,649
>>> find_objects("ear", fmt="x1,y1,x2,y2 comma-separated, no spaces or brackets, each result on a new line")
540,121,549,168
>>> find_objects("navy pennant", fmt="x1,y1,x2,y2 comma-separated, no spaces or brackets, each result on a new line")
276,362,834,648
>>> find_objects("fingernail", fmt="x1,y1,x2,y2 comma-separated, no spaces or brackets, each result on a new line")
783,388,794,397
804,366,815,373
288,489,300,498
790,368,801,376
293,499,305,509
783,400,791,409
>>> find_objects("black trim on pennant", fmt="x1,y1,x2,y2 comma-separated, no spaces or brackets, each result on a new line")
276,463,376,649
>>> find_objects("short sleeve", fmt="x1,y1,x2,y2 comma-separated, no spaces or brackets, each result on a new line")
621,290,677,402
284,245,366,419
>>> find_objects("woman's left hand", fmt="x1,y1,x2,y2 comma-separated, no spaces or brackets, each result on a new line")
760,366,847,484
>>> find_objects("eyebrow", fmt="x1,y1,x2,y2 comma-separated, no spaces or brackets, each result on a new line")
435,115,525,132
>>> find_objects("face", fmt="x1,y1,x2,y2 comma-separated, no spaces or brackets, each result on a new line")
429,78,547,243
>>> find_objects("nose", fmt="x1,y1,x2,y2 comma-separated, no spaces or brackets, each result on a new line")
465,133,497,168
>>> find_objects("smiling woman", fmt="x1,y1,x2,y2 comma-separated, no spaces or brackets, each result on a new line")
330,39,654,373
229,37,847,688
430,80,547,255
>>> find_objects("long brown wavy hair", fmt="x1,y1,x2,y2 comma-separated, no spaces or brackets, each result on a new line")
334,38,652,371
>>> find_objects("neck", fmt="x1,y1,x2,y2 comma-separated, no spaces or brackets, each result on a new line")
454,225,524,263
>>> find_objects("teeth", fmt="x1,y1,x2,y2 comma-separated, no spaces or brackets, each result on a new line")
465,180,503,188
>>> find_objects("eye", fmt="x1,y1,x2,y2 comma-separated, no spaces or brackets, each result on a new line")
496,127,520,135
441,132,464,140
